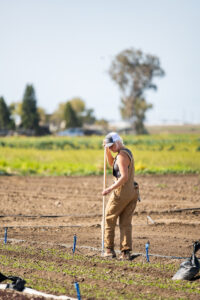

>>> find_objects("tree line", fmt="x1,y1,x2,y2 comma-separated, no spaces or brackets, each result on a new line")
0,85,104,135
0,48,164,135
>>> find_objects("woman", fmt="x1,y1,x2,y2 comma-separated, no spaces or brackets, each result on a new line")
102,132,139,260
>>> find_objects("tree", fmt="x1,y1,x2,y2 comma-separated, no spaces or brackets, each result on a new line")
69,98,85,114
51,98,96,130
21,85,40,132
69,97,96,125
0,97,15,129
81,108,96,125
109,48,165,134
64,102,81,128
37,107,48,126
9,102,22,126
50,102,66,128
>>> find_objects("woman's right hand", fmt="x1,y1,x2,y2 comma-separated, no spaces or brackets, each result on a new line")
102,186,113,195
102,139,106,147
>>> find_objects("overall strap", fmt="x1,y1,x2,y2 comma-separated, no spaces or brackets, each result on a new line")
113,148,133,179
120,148,134,181
120,148,133,161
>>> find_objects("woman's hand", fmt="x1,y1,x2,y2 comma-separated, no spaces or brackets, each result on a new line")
102,139,107,147
102,186,113,196
102,141,114,167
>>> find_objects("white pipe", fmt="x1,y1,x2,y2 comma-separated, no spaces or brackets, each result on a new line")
0,285,76,299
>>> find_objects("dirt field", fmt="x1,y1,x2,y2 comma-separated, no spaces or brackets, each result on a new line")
0,174,200,299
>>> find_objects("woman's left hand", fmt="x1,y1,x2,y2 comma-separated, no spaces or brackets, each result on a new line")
102,186,113,196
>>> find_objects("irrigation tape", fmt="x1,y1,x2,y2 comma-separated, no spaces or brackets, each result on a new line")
0,214,102,218
2,222,199,229
2,225,83,229
1,207,199,219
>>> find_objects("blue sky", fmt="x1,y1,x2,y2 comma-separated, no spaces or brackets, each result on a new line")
0,0,200,124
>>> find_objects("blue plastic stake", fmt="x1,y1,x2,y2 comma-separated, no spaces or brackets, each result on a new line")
145,241,150,262
74,282,81,300
73,234,77,254
4,227,8,244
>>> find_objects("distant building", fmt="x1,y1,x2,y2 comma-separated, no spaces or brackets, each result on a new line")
108,120,136,134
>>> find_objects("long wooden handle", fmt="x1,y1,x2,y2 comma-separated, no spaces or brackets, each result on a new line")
103,147,107,190
102,148,107,254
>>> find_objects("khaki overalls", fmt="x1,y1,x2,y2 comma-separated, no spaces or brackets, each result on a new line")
105,149,138,251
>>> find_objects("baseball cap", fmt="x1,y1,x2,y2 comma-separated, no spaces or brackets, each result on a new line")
104,132,121,148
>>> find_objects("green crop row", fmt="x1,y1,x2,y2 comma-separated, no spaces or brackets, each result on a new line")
0,243,200,300
0,146,199,176
0,134,199,175
0,134,199,151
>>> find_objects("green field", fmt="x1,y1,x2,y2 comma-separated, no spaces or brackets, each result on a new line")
0,134,199,175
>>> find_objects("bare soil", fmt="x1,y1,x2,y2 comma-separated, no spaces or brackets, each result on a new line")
0,174,200,299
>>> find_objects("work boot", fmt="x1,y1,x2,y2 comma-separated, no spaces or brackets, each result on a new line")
120,250,131,261
103,248,116,258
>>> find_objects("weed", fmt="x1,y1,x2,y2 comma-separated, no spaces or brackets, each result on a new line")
156,183,168,189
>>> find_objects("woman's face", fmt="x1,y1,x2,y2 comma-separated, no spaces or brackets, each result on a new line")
109,143,118,152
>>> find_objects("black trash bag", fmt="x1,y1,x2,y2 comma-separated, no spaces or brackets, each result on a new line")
0,272,8,283
6,276,26,292
0,272,26,292
172,241,200,280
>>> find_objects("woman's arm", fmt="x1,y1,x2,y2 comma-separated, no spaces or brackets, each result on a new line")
105,147,114,167
102,152,130,195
